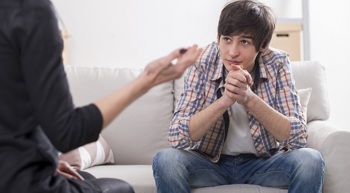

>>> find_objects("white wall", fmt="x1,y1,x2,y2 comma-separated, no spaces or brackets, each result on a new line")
53,0,226,68
52,0,348,129
308,0,349,129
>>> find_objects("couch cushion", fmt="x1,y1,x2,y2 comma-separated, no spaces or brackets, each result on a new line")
297,87,312,122
290,61,330,122
85,165,287,193
192,185,287,193
64,66,172,164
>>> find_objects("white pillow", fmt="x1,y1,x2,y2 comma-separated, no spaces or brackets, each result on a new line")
59,134,115,170
297,87,312,122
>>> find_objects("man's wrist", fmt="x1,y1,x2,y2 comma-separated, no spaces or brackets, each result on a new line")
217,96,235,110
245,94,260,112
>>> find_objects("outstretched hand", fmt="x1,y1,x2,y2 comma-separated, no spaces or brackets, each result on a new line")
141,45,202,87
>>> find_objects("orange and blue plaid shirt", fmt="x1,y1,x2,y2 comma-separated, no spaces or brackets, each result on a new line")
168,42,307,162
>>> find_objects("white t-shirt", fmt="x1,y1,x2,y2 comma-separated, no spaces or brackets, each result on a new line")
222,103,258,156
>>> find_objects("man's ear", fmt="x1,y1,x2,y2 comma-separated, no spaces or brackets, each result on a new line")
217,34,221,43
260,40,270,52
259,46,267,52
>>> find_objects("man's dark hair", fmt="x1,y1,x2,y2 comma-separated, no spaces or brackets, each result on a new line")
217,0,276,51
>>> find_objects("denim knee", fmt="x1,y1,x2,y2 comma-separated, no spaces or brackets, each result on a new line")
153,148,186,175
285,148,324,193
291,148,325,179
153,148,192,191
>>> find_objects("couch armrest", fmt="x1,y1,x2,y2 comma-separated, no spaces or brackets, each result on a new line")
307,120,350,193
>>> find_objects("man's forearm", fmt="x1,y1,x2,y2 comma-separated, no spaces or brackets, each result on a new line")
245,95,291,142
188,97,231,141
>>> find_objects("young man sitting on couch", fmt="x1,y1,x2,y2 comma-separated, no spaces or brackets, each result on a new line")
153,1,325,193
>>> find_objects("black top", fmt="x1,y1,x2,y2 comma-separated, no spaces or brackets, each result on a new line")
0,0,102,192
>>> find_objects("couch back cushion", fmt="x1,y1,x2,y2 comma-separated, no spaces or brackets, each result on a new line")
174,61,330,123
290,61,330,122
65,66,172,165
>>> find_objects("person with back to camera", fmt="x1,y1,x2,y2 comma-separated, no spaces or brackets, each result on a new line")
152,0,325,193
0,0,202,192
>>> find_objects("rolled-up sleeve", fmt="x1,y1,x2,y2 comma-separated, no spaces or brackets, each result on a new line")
275,60,307,149
168,65,207,149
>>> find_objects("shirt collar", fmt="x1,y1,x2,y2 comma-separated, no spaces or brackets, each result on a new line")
211,55,226,89
257,48,273,80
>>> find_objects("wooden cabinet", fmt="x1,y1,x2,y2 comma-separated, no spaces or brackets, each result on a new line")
270,24,303,61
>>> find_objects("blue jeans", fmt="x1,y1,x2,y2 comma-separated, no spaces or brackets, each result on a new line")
153,148,324,193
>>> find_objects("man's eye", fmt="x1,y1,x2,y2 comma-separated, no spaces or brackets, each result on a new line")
223,37,231,42
241,40,250,44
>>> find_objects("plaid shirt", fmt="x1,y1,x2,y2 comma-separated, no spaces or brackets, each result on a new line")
169,41,307,162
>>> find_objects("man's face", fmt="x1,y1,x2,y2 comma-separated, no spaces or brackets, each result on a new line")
218,33,263,73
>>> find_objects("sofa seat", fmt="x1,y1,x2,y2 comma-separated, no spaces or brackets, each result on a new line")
85,165,287,193
192,185,287,193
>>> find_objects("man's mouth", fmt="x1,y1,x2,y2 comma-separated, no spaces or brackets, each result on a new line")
227,59,241,66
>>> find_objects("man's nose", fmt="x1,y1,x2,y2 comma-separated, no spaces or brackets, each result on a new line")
229,43,239,57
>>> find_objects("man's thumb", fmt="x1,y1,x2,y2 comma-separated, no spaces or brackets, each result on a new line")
231,64,243,71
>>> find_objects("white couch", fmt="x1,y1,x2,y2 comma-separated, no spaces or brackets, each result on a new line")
64,61,350,193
